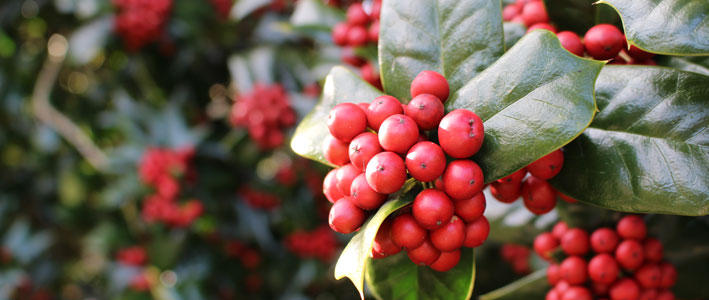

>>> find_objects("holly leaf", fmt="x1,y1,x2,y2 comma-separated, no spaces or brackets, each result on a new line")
334,189,416,300
447,30,604,182
656,56,709,77
379,0,504,101
364,248,475,300
503,22,526,51
478,269,549,300
290,66,384,166
600,0,709,55
551,66,709,216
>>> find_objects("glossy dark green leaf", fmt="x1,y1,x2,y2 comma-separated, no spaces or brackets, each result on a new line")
656,56,709,77
447,30,604,182
478,269,549,300
290,66,384,166
551,66,709,216
601,0,709,55
379,0,504,100
365,248,475,300
543,0,620,34
503,22,526,51
334,187,416,300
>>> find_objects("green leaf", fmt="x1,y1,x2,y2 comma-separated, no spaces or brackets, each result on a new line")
503,22,526,51
542,0,620,34
551,66,709,216
656,56,709,77
290,0,344,30
365,248,475,300
478,269,549,300
334,191,415,299
600,0,709,55
379,0,504,100
447,30,604,182
290,66,384,166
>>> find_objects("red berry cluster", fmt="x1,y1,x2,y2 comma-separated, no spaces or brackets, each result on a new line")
138,147,204,227
113,0,172,51
503,0,656,65
323,70,490,272
223,241,263,269
490,150,572,215
116,246,148,266
238,186,281,210
534,217,677,300
230,83,296,150
331,1,383,89
501,243,532,275
284,225,340,262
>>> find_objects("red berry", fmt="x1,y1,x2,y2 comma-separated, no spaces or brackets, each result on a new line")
557,31,584,57
349,132,382,172
557,191,577,203
635,264,662,288
610,278,640,300
463,216,489,247
561,228,590,256
429,249,461,272
615,240,645,271
527,149,564,180
357,102,370,112
561,287,592,300
368,20,379,42
658,262,676,288
378,114,419,154
405,94,445,130
345,3,369,26
628,45,655,61
534,232,559,260
413,189,454,230
454,192,486,223
552,221,569,240
430,216,465,251
336,164,361,196
546,289,560,300
327,103,367,142
490,168,526,203
407,238,441,266
347,25,369,47
350,173,386,210
367,95,403,131
502,4,522,21
410,70,449,102
521,1,549,27
638,289,657,300
360,63,382,89
323,169,344,203
341,47,366,67
372,219,401,257
442,160,484,200
617,215,647,240
584,24,626,60
560,256,587,285
438,109,484,158
370,0,381,19
332,22,350,46
592,282,611,296
656,290,675,300
591,227,620,254
323,135,349,166
390,213,427,249
521,176,557,215
365,151,406,194
555,280,571,295
643,238,664,263
405,141,446,182
527,23,557,33
328,197,366,234
588,253,620,284
547,263,560,285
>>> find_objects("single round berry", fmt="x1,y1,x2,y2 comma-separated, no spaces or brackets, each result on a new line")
561,228,590,256
643,238,664,263
349,132,382,172
454,192,486,223
555,281,571,295
557,31,584,57
357,102,370,113
588,253,620,284
372,219,401,257
405,94,445,130
365,151,406,194
521,1,549,27
628,45,655,61
610,278,640,300
367,95,403,131
323,135,349,166
502,3,522,21
360,63,381,89
332,22,350,46
323,169,344,203
490,168,526,203
561,287,592,300
406,141,446,182
527,23,557,33
336,164,361,196
615,239,645,271
347,25,369,46
438,109,484,158
552,221,569,240
591,227,620,254
327,103,367,142
584,24,626,60
659,262,677,288
378,114,419,154
442,160,484,200
527,150,564,180
547,263,560,285
560,256,587,285
521,176,557,215
390,213,427,249
429,249,461,272
546,290,560,300
368,20,379,42
635,263,661,288
345,3,369,26
617,215,647,240
533,232,559,260
639,289,658,300
413,189,454,230
350,173,386,210
410,70,449,102
328,197,366,234
407,238,441,266
430,216,465,251
463,216,489,247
